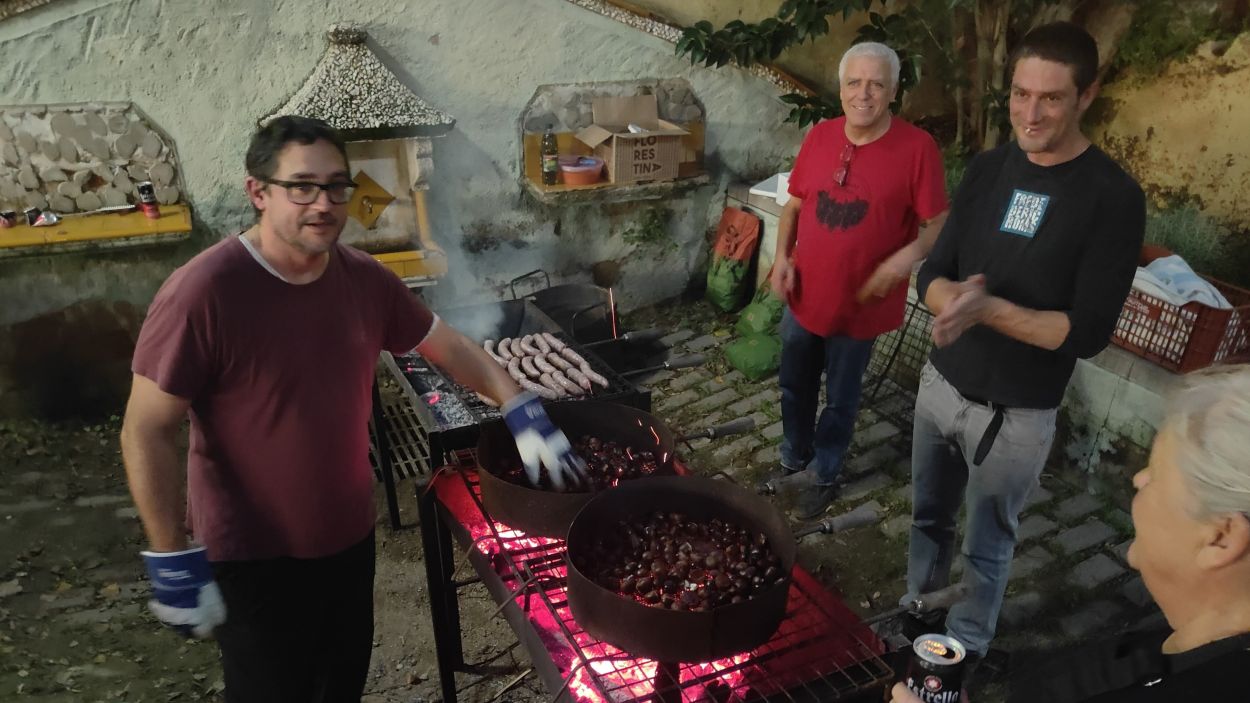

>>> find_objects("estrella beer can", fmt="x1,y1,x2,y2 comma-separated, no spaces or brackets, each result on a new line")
136,181,160,219
905,634,966,703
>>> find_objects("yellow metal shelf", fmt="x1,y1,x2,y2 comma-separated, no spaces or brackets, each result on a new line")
0,204,193,254
373,248,448,285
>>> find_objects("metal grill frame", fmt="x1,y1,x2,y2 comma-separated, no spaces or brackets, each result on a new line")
417,454,894,703
861,295,935,430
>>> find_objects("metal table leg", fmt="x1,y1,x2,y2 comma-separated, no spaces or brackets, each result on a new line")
417,477,465,703
371,378,403,530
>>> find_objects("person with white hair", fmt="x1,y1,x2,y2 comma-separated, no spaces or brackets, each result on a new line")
892,363,1250,701
769,41,949,520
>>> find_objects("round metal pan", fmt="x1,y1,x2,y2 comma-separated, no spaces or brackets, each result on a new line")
565,475,796,662
475,400,679,538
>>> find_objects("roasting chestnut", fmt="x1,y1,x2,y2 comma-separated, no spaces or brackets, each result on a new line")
583,510,785,611
505,434,666,490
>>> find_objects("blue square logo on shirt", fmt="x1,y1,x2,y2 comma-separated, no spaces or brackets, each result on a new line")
1000,189,1050,238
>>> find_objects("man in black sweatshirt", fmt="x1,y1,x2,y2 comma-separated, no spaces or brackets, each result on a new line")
900,22,1145,663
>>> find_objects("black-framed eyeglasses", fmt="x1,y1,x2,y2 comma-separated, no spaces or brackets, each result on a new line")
834,143,855,187
261,178,357,205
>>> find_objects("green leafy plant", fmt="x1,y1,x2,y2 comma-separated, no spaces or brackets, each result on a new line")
1144,206,1250,288
623,208,676,250
676,0,1090,148
1112,1,1221,80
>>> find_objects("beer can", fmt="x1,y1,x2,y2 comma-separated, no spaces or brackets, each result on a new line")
905,634,966,703
23,206,41,226
0,210,16,228
136,181,160,219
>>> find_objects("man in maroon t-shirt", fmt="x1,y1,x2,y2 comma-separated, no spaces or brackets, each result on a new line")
770,42,949,520
120,117,585,701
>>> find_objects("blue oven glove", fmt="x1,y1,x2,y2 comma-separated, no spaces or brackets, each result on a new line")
141,545,226,639
502,391,587,491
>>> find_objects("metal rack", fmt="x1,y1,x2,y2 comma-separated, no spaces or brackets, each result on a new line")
417,457,893,703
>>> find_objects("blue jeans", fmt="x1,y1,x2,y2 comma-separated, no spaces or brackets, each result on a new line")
777,309,875,485
903,361,1057,655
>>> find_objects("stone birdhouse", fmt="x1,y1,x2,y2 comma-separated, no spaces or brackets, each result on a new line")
261,23,455,285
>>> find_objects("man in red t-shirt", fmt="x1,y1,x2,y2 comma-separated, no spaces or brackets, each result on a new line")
770,42,949,520
120,116,585,701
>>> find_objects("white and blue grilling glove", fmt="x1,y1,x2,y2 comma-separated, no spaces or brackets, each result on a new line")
141,545,226,639
502,391,587,491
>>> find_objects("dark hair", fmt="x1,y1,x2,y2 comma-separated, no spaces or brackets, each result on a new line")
1009,21,1100,94
245,115,349,181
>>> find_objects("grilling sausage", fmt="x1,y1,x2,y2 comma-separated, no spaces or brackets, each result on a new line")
496,338,514,361
533,333,551,354
560,346,588,367
519,335,541,356
580,364,610,389
520,377,559,400
477,392,500,407
538,372,565,397
565,366,593,391
546,352,573,372
506,356,526,383
520,355,541,379
483,340,505,365
541,332,566,352
550,370,585,396
533,354,558,375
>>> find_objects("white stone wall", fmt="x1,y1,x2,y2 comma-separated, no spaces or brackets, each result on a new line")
0,0,803,319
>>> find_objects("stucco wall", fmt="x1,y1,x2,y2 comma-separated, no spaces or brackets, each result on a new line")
1090,33,1250,231
0,0,805,417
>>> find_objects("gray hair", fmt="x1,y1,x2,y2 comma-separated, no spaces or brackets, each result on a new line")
838,42,901,89
1165,364,1250,518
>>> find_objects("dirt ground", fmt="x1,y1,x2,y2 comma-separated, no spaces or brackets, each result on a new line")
0,417,910,703
0,415,551,703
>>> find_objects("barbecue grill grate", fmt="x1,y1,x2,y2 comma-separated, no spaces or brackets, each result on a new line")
427,454,893,703
383,324,649,474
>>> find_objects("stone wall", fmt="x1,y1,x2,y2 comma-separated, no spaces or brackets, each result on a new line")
0,102,183,217
1090,33,1250,231
0,0,803,418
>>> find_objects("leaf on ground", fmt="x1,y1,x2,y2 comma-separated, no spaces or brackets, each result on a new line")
0,580,22,598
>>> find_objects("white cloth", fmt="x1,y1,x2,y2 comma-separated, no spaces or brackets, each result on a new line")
1131,255,1231,309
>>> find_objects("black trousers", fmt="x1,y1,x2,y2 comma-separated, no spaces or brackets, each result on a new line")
212,531,376,703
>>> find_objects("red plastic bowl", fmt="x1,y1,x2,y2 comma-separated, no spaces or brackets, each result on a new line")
559,156,604,186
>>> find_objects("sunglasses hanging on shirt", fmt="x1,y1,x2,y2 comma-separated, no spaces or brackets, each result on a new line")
834,144,855,187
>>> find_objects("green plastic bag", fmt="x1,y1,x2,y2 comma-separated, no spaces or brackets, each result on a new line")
706,257,749,312
724,334,782,381
735,278,784,338
705,208,761,312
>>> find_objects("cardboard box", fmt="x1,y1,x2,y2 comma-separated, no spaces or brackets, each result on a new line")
575,95,689,184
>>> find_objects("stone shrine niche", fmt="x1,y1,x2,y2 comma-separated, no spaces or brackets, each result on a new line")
0,102,184,215
261,24,454,283
518,79,706,195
